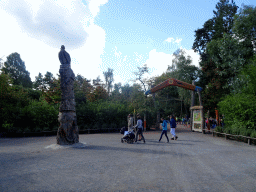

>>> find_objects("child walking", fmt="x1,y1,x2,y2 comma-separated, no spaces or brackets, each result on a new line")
159,117,169,143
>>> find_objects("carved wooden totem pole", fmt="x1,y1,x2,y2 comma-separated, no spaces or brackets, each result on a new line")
57,45,79,145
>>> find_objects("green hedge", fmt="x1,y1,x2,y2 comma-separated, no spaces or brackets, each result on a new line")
218,93,256,138
76,100,130,131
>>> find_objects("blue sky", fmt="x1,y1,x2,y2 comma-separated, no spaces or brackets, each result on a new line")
0,0,255,86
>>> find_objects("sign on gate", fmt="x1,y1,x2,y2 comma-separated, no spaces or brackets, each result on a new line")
191,106,204,132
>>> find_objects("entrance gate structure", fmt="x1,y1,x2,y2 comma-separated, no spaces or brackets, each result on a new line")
145,78,205,133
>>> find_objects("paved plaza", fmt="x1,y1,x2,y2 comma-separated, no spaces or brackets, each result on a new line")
1,125,256,192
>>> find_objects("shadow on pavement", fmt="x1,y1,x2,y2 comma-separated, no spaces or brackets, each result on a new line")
70,143,192,157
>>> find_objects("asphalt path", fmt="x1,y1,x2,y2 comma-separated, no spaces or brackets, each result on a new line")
1,125,256,192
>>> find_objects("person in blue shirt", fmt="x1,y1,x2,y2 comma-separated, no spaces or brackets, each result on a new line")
159,117,169,143
170,115,178,140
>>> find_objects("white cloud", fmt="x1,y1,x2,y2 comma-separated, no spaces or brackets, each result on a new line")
71,23,106,81
181,47,200,68
0,0,92,49
165,37,175,43
0,0,108,81
110,46,128,68
114,46,122,58
88,0,108,17
145,49,175,78
123,55,127,62
114,74,124,86
165,37,182,44
144,47,201,80
134,52,144,63
175,38,182,44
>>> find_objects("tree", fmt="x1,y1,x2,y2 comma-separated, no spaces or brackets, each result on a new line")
34,72,44,90
233,5,256,51
2,52,32,88
93,76,104,87
192,19,214,55
233,55,256,95
206,33,253,91
133,64,149,92
167,49,199,107
103,68,114,95
42,77,61,105
43,71,54,90
113,83,122,93
212,0,238,39
0,55,4,72
111,82,122,100
217,56,256,134
0,73,30,132
193,0,239,114
88,86,108,102
168,49,199,82
193,0,238,55
74,74,93,104
120,84,133,101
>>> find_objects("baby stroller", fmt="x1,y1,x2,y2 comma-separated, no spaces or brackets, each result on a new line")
121,130,135,144
120,126,128,134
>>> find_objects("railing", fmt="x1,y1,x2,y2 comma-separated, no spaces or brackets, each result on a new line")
80,128,120,134
212,131,256,145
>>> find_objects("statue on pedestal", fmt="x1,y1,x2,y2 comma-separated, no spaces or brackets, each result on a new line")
57,45,79,145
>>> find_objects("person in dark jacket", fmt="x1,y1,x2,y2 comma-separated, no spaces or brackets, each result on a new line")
159,117,169,143
134,115,145,143
170,115,178,140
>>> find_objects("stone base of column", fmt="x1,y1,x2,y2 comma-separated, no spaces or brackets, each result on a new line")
57,111,79,145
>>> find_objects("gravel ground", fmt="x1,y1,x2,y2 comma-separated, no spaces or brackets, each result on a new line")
1,125,256,192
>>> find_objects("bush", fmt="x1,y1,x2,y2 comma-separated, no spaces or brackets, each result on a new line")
24,128,31,133
231,126,240,135
239,128,247,136
110,123,117,129
215,126,223,133
102,123,108,129
218,93,256,136
17,97,59,132
0,74,30,133
92,122,101,130
224,127,232,134
246,129,253,137
219,93,256,128
251,130,256,138
76,100,130,130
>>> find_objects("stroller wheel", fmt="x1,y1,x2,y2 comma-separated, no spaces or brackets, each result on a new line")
121,139,124,143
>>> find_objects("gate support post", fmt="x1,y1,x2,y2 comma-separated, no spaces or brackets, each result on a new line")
197,89,205,134
190,81,195,131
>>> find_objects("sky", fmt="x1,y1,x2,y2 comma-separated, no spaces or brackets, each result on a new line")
0,0,255,86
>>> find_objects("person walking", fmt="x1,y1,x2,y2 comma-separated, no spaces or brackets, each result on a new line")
159,117,169,143
136,113,142,141
134,115,145,143
170,115,178,140
206,118,210,131
127,114,134,132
